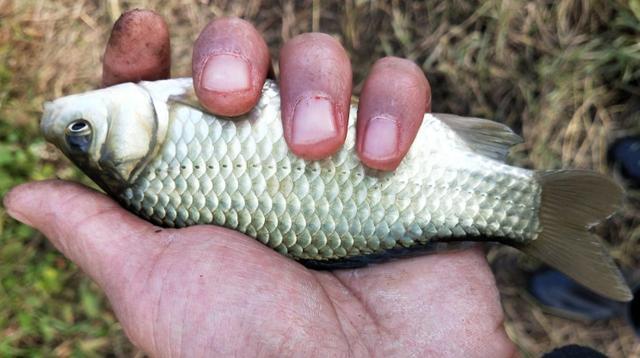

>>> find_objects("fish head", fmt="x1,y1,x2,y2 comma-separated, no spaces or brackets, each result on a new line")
41,82,159,194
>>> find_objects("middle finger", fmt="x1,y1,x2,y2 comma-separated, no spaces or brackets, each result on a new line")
279,33,352,160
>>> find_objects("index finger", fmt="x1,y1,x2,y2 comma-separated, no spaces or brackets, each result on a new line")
192,18,270,117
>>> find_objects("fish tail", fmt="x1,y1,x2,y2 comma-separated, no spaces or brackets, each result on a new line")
515,170,632,301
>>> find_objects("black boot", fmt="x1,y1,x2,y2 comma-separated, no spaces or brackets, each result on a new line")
608,136,640,187
528,268,640,336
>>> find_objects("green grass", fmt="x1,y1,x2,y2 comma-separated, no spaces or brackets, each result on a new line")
1,0,639,356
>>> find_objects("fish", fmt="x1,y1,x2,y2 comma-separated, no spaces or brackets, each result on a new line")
40,78,632,301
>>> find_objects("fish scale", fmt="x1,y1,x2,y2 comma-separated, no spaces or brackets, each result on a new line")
118,81,540,261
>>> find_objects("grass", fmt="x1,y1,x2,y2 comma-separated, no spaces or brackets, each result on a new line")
0,0,639,356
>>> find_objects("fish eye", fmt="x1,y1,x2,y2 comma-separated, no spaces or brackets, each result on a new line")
66,119,91,136
65,119,92,152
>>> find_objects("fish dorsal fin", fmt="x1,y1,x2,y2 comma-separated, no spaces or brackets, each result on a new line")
433,113,523,161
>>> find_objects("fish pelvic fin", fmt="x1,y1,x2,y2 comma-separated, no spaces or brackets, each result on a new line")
516,170,632,301
434,113,523,162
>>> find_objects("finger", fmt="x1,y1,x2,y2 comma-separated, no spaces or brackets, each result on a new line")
356,57,431,171
102,9,171,87
279,33,352,160
3,180,159,294
192,17,270,117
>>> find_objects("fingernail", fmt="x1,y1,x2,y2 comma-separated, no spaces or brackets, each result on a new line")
362,116,399,159
291,96,338,146
201,54,251,92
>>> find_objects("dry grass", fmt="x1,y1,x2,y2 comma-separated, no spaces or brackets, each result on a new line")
1,0,639,356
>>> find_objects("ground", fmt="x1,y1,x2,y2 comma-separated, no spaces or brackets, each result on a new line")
0,0,639,356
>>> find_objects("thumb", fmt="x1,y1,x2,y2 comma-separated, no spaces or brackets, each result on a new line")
3,180,160,294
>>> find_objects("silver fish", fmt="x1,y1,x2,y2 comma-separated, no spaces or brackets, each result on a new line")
40,78,632,301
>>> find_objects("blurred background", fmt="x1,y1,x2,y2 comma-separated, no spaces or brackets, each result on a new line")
1,0,639,356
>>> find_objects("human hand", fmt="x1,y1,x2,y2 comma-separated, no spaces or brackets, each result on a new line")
4,181,514,357
8,10,516,357
102,10,431,171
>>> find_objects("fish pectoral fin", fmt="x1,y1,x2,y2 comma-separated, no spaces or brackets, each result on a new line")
434,113,523,162
515,170,632,302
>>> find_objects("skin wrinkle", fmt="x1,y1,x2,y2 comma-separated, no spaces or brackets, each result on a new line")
337,252,501,357
69,208,155,293
70,206,121,281
319,273,381,358
489,318,516,358
294,55,348,84
251,271,323,353
164,230,315,356
363,78,423,116
130,234,177,356
263,305,313,356
359,298,411,356
116,249,154,349
313,274,356,357
475,281,515,358
194,230,333,355
452,266,507,357
166,252,180,358
100,232,157,307
152,251,177,358
178,244,212,357
167,242,207,357
329,271,389,339
46,211,68,256
45,188,119,264
79,236,153,346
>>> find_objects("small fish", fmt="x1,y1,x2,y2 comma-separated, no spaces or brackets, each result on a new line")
41,78,632,301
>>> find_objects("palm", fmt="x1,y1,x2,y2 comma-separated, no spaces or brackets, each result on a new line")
5,181,514,357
